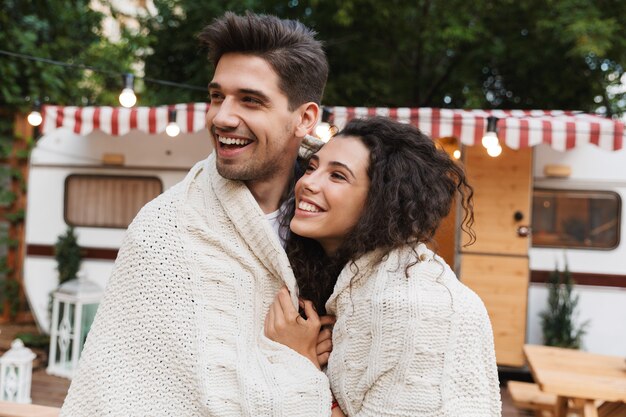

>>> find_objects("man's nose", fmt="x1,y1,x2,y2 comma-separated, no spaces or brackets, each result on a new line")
210,98,239,129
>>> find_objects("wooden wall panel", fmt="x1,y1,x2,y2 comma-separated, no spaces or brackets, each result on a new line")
432,203,456,268
431,137,461,268
461,253,529,367
462,146,533,255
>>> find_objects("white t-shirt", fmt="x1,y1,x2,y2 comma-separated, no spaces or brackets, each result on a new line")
265,208,287,248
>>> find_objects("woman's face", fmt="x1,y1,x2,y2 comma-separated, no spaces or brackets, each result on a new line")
290,135,370,254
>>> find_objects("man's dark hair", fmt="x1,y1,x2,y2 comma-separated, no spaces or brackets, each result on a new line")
283,117,475,313
199,11,328,109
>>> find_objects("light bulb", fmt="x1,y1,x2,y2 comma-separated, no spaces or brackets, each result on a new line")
315,122,332,142
453,149,461,159
487,144,502,157
27,110,43,127
166,122,180,137
481,131,499,148
119,88,137,108
315,122,338,143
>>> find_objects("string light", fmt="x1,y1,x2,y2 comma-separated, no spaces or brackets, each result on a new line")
119,73,137,108
314,107,338,142
0,49,207,110
481,116,499,148
165,109,180,137
481,116,503,157
315,123,338,142
487,144,503,157
453,149,461,159
481,131,499,148
27,100,43,127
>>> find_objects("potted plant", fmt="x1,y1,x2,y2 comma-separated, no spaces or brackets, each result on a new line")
540,262,589,348
54,226,82,285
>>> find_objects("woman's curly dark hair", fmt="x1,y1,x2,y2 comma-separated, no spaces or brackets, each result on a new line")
282,116,475,313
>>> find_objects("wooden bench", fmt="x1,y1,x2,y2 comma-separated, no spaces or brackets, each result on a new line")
598,402,626,417
0,402,60,417
508,381,626,417
508,381,557,417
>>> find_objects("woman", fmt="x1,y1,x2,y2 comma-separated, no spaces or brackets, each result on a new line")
264,117,501,416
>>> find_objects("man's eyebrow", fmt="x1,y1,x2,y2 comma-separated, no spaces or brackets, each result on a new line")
207,84,270,104
239,88,271,103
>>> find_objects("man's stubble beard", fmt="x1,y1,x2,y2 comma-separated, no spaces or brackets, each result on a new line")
216,152,284,182
215,123,297,182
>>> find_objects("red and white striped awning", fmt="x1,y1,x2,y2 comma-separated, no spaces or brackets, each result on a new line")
328,107,624,151
41,104,624,151
41,103,208,136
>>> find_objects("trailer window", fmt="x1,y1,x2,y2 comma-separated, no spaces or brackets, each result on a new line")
64,175,163,229
532,189,621,249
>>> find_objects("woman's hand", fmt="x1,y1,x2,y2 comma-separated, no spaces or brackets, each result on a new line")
264,287,322,369
331,405,346,417
316,318,335,367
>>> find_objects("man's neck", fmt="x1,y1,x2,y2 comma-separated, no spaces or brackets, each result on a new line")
246,172,291,214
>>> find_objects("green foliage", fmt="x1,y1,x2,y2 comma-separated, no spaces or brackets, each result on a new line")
4,208,24,224
16,332,50,349
0,0,141,118
54,227,82,285
0,280,19,317
131,0,626,114
0,235,19,249
540,263,589,349
0,256,19,317
0,188,16,207
129,0,233,104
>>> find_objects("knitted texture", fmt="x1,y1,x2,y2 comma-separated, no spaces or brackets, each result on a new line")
61,154,331,417
326,245,501,417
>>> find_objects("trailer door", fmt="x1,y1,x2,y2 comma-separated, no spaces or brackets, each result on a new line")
459,145,533,367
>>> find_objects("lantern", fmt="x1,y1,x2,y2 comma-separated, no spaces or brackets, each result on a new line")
47,274,103,379
0,339,36,403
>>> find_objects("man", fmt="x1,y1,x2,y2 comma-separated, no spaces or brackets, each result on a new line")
61,12,331,416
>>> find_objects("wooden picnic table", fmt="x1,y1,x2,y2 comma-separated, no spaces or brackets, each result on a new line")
0,402,60,417
524,344,626,417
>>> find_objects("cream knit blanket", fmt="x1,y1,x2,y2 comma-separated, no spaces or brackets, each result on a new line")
326,245,501,417
61,153,331,416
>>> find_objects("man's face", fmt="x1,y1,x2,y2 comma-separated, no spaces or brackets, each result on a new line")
207,53,302,182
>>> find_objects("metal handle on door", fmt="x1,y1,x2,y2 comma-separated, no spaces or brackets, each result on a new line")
517,225,531,237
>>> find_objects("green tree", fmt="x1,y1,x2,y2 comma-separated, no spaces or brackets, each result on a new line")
133,0,626,114
0,0,140,114
133,0,288,105
306,0,626,112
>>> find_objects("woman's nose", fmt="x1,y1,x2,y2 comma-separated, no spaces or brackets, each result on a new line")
300,172,322,193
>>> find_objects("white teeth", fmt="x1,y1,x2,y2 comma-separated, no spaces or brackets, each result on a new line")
298,201,322,213
218,135,251,146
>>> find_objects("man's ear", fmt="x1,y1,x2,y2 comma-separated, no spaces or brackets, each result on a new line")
294,102,320,138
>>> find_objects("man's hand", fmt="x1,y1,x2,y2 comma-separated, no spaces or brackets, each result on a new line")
316,315,335,367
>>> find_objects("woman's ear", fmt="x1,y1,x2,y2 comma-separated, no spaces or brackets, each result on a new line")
294,102,320,139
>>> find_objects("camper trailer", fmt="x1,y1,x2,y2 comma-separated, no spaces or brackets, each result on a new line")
23,104,625,367
24,104,211,333
528,142,626,357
